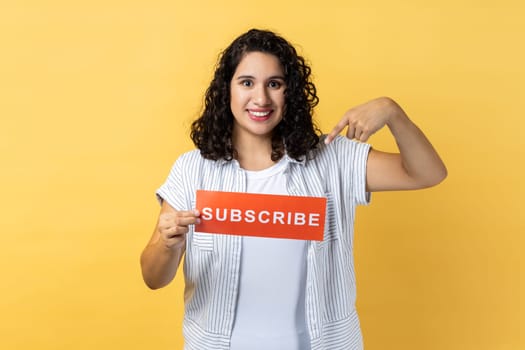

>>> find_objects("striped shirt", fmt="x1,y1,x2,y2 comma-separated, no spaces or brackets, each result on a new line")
157,135,371,350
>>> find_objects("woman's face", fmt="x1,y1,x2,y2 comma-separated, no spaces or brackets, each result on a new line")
230,51,286,142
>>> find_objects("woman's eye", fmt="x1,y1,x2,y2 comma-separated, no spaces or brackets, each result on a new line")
241,80,253,87
268,81,282,88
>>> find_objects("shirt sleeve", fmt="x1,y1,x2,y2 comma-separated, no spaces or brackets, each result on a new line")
155,156,187,211
333,136,371,206
352,140,371,206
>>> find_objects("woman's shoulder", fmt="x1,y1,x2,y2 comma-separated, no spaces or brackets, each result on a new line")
312,134,367,156
176,149,203,162
173,149,226,169
302,135,370,173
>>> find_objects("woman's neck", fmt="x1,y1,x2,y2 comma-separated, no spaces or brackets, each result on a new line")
232,133,277,171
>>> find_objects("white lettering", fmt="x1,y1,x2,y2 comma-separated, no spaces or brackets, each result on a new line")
216,208,227,221
230,209,242,222
198,208,321,227
245,209,256,223
258,210,270,224
201,207,213,221
273,211,285,224
308,213,320,226
294,213,306,225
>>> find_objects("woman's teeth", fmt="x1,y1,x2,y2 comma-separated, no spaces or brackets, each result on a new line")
250,111,271,117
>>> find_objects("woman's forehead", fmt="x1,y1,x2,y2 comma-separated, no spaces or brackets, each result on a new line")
234,52,284,77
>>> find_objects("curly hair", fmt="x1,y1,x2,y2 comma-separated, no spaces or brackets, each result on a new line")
190,28,320,162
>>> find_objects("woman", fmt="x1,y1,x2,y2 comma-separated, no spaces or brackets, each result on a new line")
140,29,447,350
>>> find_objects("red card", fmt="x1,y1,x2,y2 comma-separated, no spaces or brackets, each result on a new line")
195,190,326,241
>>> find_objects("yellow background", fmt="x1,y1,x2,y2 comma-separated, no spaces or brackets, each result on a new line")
1,0,523,349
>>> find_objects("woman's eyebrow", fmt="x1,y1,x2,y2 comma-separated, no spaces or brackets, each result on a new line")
235,75,285,80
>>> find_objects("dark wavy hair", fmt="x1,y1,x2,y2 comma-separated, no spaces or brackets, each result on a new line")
190,28,320,162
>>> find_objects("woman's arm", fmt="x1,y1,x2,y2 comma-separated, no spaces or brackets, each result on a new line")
324,97,447,192
140,201,199,289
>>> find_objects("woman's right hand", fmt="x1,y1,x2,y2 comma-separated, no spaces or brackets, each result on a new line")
141,201,199,289
157,207,201,249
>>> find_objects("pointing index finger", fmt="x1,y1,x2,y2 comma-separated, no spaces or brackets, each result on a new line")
325,118,348,144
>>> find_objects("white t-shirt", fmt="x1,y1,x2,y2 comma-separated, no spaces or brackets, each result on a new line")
229,158,310,350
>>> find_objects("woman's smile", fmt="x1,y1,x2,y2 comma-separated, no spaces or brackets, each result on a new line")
248,109,273,121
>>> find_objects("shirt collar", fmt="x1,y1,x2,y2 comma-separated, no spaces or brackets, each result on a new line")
216,153,307,167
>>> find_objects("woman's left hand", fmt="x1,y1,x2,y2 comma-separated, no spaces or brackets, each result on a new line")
324,97,402,144
323,96,447,191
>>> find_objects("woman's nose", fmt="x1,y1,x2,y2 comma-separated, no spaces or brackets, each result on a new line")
253,85,271,106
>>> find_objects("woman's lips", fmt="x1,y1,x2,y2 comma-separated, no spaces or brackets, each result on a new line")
247,109,273,121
